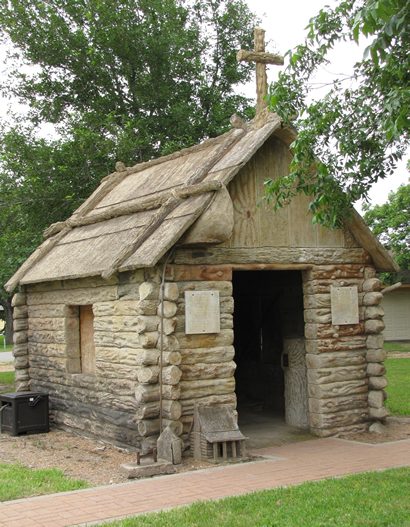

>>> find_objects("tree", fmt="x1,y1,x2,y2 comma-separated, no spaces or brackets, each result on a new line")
363,183,410,272
0,0,257,160
267,0,409,227
0,0,258,342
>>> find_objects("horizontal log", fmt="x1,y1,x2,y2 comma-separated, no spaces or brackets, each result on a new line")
366,349,386,363
367,363,386,376
308,394,367,414
27,317,65,332
14,305,28,319
180,346,235,365
14,331,28,344
306,352,366,369
363,292,383,306
52,409,141,448
93,299,157,317
27,285,118,305
305,337,366,354
309,408,367,429
157,301,177,318
307,365,367,385
368,376,388,390
303,278,363,295
135,349,160,366
135,400,182,420
177,280,233,297
163,283,179,301
180,393,237,416
12,292,27,307
366,334,384,349
15,369,29,382
364,306,384,319
139,282,159,301
369,407,388,419
162,351,182,366
162,366,182,385
311,422,368,438
368,390,384,409
135,383,180,404
137,418,183,437
180,361,236,381
308,378,368,398
362,278,382,292
176,330,233,350
179,378,235,400
305,265,364,281
305,323,365,340
95,361,139,381
303,294,331,309
93,331,141,349
303,309,331,324
28,274,121,291
13,318,28,331
365,319,385,334
32,378,139,413
160,334,180,351
93,315,159,333
166,265,232,282
97,346,146,366
14,356,29,369
13,343,29,357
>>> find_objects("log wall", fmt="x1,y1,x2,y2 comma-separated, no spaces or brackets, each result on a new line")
16,257,388,449
20,270,181,450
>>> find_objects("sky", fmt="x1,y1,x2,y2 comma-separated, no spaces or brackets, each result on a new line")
0,0,408,210
242,0,408,209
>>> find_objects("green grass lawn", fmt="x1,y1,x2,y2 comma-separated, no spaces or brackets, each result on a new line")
0,371,15,393
385,358,410,416
384,341,410,353
97,468,410,527
0,335,13,352
0,464,88,501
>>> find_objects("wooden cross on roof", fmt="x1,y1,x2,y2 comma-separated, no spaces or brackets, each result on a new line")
237,28,284,115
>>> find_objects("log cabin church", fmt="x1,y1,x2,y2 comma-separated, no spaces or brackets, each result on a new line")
6,29,398,455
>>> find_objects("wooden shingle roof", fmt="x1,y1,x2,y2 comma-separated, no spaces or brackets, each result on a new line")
5,111,398,292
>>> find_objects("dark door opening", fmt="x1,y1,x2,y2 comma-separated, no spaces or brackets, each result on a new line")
233,270,305,429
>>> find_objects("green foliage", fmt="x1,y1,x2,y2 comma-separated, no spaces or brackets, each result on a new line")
0,0,258,299
0,371,15,392
363,184,410,270
100,468,410,526
385,358,410,415
268,0,409,227
384,340,410,353
0,463,88,501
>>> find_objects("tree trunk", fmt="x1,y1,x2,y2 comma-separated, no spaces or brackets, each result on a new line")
0,297,13,345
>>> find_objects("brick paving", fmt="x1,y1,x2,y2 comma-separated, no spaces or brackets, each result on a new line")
1,437,409,527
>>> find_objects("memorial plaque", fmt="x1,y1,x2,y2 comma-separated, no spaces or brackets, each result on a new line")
331,286,359,325
185,291,220,334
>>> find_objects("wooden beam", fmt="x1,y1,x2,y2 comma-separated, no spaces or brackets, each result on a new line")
236,49,284,65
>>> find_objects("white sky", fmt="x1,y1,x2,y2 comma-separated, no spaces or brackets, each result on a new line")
243,0,409,210
0,0,408,210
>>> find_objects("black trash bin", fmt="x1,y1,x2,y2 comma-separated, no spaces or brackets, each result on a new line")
0,392,49,436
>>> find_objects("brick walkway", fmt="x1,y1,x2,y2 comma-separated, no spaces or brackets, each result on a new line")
1,437,409,527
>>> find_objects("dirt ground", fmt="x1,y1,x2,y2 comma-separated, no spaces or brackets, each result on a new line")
0,417,409,487
1,358,409,487
0,426,217,486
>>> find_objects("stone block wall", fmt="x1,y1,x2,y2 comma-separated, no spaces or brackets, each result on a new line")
172,278,236,449
19,269,182,449
303,264,387,437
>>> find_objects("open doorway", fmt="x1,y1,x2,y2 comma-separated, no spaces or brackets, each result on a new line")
233,270,308,447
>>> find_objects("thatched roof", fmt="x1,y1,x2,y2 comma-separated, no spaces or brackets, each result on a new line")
5,111,397,292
